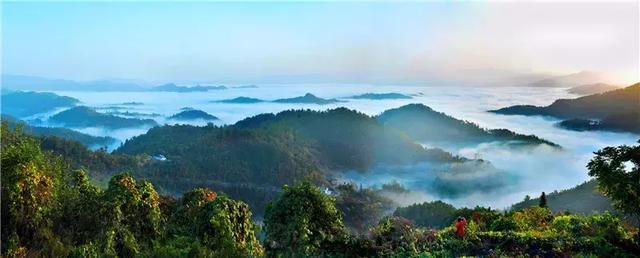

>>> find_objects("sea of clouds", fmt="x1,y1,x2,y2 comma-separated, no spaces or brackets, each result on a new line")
43,84,638,209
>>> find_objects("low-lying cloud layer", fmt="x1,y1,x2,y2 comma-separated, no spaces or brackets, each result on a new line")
39,84,639,209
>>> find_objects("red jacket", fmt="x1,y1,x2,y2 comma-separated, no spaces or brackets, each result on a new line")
455,219,467,237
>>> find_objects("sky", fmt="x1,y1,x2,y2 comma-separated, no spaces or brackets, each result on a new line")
2,1,639,84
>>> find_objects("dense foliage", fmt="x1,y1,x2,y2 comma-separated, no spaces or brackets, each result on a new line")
115,108,466,214
264,181,348,256
2,126,639,257
588,141,640,219
377,104,559,147
1,126,262,257
334,183,395,234
261,181,639,257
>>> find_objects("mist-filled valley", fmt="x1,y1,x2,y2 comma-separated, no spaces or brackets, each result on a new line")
3,83,637,212
3,2,640,256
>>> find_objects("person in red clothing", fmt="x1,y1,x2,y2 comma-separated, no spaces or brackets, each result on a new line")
455,217,467,238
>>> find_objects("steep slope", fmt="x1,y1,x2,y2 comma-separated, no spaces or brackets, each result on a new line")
377,104,558,147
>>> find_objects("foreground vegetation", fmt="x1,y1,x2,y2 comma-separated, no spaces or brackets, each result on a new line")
2,125,639,257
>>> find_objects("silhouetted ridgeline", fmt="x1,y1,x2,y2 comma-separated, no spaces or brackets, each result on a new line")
350,92,413,100
378,104,559,147
216,96,265,103
272,93,344,104
567,83,619,95
168,109,219,121
490,83,640,134
1,91,79,117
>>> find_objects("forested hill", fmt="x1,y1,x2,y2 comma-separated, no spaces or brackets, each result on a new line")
490,83,640,134
377,104,559,147
115,108,473,213
232,108,462,169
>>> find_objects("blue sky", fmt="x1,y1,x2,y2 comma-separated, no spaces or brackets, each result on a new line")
2,1,638,84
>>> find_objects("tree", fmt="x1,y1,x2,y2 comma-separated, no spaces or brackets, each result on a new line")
102,174,163,256
264,181,348,256
587,141,640,219
539,192,547,208
1,125,66,256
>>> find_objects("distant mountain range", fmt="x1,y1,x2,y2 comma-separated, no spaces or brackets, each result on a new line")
150,83,227,92
490,83,640,134
377,104,559,147
567,83,620,95
526,71,615,88
1,91,80,117
1,74,148,92
1,74,233,92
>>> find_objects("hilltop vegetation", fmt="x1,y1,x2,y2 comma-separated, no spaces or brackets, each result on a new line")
1,127,262,257
232,108,461,169
115,108,465,212
2,125,639,257
491,83,640,134
1,91,79,117
378,104,559,147
50,106,158,129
